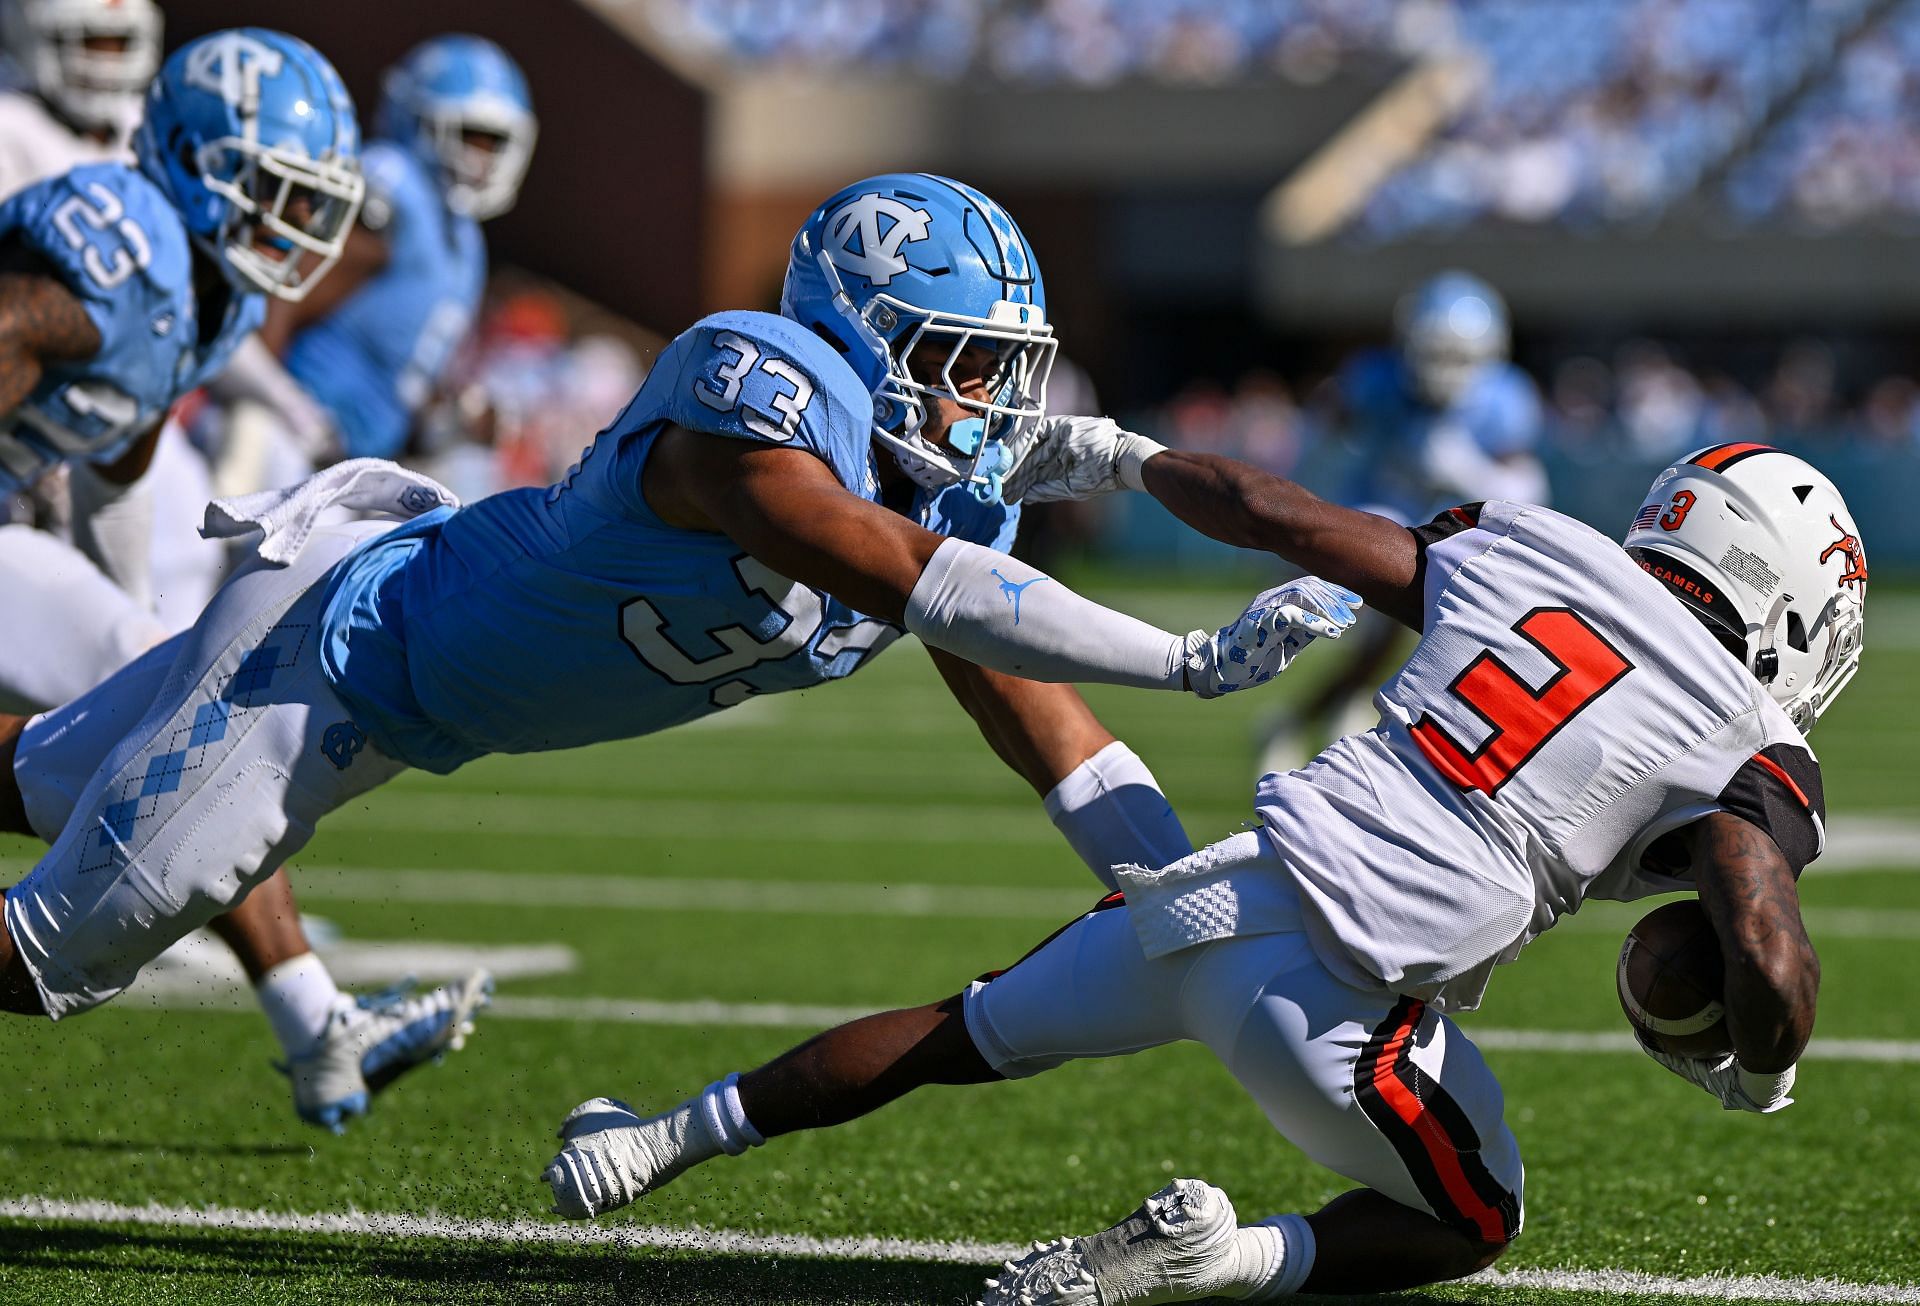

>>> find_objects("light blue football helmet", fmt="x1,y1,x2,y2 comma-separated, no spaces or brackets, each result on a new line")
378,35,537,221
781,173,1056,496
1395,270,1510,407
134,28,364,302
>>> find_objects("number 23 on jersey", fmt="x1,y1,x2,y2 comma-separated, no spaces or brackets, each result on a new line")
1411,607,1634,796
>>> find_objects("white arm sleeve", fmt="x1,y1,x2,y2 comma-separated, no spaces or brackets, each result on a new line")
68,459,155,612
1043,740,1194,890
904,538,1187,690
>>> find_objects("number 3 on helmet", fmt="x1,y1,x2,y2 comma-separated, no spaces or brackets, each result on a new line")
781,173,1057,500
134,28,365,302
1625,443,1866,734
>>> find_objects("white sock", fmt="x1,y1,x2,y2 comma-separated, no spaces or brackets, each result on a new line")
256,953,344,1058
1227,1213,1316,1300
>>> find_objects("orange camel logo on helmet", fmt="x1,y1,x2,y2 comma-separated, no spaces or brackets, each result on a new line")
1819,515,1868,592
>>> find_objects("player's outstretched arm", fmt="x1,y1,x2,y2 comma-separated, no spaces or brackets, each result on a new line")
1002,420,1419,627
0,264,103,417
1689,810,1820,1074
1140,449,1425,630
256,222,389,355
646,428,1357,697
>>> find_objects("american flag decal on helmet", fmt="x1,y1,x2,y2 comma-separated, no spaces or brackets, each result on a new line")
1631,502,1662,532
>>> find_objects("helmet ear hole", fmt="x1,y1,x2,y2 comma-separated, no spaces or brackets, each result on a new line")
1786,610,1809,654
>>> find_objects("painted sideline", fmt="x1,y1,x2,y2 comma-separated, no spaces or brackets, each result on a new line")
0,1195,1912,1303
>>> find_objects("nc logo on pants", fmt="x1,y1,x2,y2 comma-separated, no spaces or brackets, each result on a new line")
322,721,367,771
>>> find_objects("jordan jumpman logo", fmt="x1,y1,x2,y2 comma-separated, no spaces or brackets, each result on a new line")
991,568,1044,625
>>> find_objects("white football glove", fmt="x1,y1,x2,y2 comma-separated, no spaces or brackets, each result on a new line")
1636,1034,1796,1114
1002,415,1167,504
1182,577,1363,699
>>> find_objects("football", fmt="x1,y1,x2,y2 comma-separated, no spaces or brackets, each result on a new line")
1617,899,1732,1059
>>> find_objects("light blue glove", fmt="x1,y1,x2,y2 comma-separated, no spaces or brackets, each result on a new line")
1183,577,1364,698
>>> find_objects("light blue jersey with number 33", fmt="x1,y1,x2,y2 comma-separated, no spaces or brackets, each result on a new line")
318,309,1020,773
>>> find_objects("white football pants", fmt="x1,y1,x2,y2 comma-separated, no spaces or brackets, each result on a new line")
5,519,405,1018
963,833,1525,1244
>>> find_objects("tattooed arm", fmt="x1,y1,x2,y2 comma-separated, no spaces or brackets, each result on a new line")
1689,810,1820,1072
0,252,106,419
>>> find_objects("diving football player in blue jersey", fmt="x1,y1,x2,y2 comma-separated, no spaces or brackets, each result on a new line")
0,173,1360,1137
0,29,493,1134
1259,270,1545,775
215,34,536,473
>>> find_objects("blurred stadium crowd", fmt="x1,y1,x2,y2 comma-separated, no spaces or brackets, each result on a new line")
1143,335,1920,480
658,0,1920,234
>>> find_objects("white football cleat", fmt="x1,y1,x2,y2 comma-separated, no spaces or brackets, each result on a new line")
543,1094,719,1219
980,1178,1242,1305
284,969,493,1134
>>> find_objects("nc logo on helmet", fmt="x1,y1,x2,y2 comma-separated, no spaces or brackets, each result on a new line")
824,194,932,288
183,31,285,109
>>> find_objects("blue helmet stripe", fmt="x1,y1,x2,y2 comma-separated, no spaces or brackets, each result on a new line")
926,174,1035,304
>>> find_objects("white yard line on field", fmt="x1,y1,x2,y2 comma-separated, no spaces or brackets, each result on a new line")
157,863,1920,938
123,981,1920,1062
0,1195,1913,1302
315,794,1920,868
289,864,1099,919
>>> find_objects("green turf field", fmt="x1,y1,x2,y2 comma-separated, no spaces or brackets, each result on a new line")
0,584,1915,1305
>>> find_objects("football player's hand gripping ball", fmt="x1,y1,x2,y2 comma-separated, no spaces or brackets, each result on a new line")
1183,578,1362,698
1003,415,1168,503
1636,1032,1797,1114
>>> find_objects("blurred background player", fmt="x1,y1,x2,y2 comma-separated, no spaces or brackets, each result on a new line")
208,34,537,494
0,0,160,184
0,26,488,1134
1259,270,1545,776
0,0,176,713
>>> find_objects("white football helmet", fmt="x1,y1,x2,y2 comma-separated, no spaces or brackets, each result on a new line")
1625,443,1866,734
2,0,161,133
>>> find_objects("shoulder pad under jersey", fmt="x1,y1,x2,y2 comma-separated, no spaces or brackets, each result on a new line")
656,309,876,494
356,140,433,235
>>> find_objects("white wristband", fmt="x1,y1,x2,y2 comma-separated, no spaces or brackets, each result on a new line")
904,538,1186,689
1736,1063,1796,1111
1116,433,1168,492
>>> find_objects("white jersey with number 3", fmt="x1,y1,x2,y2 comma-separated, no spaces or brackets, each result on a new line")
1252,500,1823,1010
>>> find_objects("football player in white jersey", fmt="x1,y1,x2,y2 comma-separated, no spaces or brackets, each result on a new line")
0,0,158,186
546,436,1859,1303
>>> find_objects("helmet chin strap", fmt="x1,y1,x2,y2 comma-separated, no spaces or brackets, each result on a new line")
1749,592,1791,684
